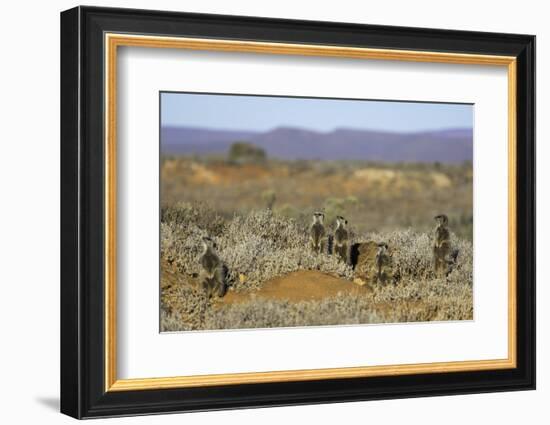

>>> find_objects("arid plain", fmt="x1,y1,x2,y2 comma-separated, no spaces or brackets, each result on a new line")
160,154,473,331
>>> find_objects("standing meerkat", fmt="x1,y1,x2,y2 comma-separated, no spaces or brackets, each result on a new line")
199,236,227,298
433,214,451,276
376,242,390,284
333,215,349,263
310,212,327,254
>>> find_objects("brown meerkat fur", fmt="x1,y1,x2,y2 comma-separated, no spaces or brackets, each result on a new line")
199,236,227,298
333,215,349,263
433,214,451,276
310,211,327,254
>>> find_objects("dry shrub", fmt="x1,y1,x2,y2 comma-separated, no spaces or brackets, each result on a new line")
161,286,472,332
202,294,383,330
161,279,211,331
161,206,354,291
360,228,473,284
161,201,227,236
160,203,473,331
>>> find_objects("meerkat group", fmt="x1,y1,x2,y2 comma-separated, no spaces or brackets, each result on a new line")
308,211,459,277
197,211,459,298
310,212,350,263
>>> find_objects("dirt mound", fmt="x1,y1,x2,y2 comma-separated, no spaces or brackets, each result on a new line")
218,270,371,305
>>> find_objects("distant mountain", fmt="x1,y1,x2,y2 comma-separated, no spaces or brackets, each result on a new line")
161,125,472,163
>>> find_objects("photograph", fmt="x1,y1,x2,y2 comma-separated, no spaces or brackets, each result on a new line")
159,92,474,332
58,5,536,419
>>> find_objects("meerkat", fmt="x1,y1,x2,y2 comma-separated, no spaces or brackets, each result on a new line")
376,242,389,284
310,212,327,254
199,236,227,298
433,214,451,276
333,215,349,263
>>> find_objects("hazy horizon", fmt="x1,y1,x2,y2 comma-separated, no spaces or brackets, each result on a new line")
161,92,473,134
161,123,473,135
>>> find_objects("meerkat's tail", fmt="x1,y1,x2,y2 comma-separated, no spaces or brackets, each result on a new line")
444,248,460,278
449,248,459,264
327,234,334,255
349,243,361,269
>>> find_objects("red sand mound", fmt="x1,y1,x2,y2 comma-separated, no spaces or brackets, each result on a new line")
219,270,372,305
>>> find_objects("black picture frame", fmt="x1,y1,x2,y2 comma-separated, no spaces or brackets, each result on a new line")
61,5,535,419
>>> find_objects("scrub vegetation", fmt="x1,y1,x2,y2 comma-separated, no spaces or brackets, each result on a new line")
160,201,473,332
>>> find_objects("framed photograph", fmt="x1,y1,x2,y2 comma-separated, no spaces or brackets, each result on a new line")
60,6,535,419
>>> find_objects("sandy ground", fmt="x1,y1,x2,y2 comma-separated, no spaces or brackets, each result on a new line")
218,270,372,305
162,264,432,322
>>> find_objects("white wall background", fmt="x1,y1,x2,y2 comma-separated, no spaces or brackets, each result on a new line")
0,1,545,423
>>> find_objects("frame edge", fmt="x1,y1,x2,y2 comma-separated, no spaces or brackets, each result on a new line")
515,34,536,391
60,6,83,420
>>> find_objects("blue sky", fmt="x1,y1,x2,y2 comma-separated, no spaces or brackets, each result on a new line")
161,92,473,133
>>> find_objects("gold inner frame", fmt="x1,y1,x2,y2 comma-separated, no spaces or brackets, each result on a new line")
104,33,518,392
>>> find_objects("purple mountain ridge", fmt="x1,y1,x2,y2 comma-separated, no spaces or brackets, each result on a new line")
161,126,473,163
